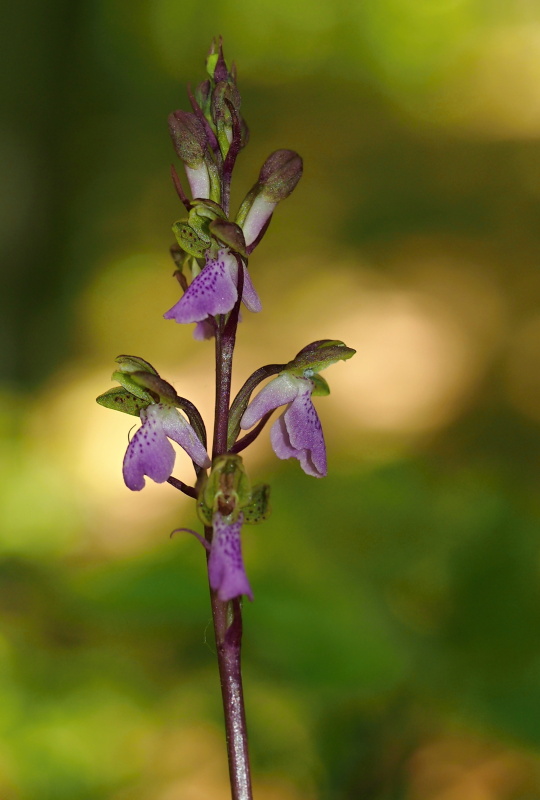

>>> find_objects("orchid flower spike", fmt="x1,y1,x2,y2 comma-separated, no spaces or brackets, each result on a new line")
163,247,261,326
239,340,356,477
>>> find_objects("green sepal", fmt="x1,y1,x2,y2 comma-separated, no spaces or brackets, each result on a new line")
285,339,356,377
115,355,158,375
111,371,155,404
310,375,330,397
209,219,247,257
234,185,258,229
96,387,151,417
125,371,178,404
189,198,226,221
197,494,213,527
188,202,221,246
172,221,211,258
242,484,271,524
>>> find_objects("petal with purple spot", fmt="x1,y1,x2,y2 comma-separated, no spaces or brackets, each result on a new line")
208,512,253,601
283,382,327,476
163,249,238,323
122,406,176,490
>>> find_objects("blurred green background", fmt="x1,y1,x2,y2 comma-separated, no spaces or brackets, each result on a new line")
2,1,540,798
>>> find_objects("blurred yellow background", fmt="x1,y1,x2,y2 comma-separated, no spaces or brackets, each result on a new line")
2,1,540,797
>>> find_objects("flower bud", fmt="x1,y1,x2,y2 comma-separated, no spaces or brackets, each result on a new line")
168,110,208,167
258,149,303,202
211,80,244,151
206,37,231,83
238,150,303,249
168,110,211,199
194,79,211,113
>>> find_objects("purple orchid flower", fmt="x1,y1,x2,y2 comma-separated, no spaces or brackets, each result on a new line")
123,402,211,491
240,372,327,478
178,511,253,602
208,512,253,601
163,247,261,325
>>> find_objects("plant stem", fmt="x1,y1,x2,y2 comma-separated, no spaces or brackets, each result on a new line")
209,298,253,800
208,561,253,800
